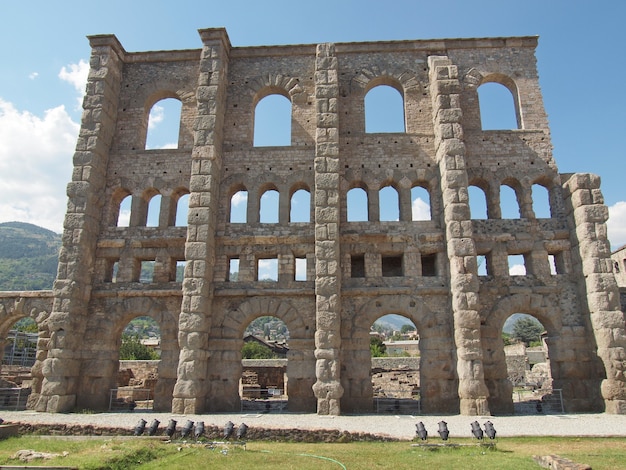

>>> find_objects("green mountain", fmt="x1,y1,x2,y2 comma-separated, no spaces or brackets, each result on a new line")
0,222,61,290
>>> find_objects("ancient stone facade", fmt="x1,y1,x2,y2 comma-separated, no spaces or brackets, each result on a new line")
1,29,625,415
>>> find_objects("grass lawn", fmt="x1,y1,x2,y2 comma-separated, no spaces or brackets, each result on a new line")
0,435,624,469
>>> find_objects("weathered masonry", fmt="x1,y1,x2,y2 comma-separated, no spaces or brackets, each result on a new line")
2,29,625,415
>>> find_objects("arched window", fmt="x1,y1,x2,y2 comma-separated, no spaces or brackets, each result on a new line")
379,186,399,221
468,185,489,219
478,82,518,130
146,194,161,227
532,184,551,218
347,187,368,221
500,185,520,219
259,189,279,223
411,186,431,221
254,94,291,146
365,84,405,133
290,189,310,223
117,194,132,227
146,98,182,150
175,194,189,226
230,190,248,223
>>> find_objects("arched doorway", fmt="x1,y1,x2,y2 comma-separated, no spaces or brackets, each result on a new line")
341,296,458,414
0,317,38,410
240,316,289,413
370,314,420,414
113,316,162,411
502,314,557,414
205,298,315,413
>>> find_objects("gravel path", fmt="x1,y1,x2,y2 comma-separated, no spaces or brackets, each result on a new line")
2,411,625,440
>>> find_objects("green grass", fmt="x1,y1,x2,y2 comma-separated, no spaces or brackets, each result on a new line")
0,436,624,469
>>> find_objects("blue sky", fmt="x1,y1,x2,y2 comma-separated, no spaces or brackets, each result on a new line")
1,0,625,249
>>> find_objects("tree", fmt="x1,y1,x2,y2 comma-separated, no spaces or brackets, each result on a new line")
400,324,416,334
370,336,387,357
242,341,276,359
13,317,38,333
119,334,160,360
511,317,543,346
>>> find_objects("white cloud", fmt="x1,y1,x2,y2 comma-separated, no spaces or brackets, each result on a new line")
59,60,89,94
59,60,89,109
148,104,165,130
509,264,526,276
0,99,78,233
231,191,248,207
411,197,431,221
608,201,626,250
258,259,278,281
29,72,38,80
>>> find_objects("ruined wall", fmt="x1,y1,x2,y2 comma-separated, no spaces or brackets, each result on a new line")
3,29,624,415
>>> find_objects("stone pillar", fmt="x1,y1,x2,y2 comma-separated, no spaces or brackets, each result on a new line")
563,173,626,414
428,56,490,415
312,43,343,415
172,28,231,415
36,35,125,413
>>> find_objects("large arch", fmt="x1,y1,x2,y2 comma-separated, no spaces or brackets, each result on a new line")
341,295,457,414
0,294,53,410
482,293,604,413
75,296,180,411
206,297,315,412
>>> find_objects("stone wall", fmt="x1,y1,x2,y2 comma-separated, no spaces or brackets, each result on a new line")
1,29,624,416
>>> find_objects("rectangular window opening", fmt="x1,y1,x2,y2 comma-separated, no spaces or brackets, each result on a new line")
421,254,437,277
351,255,365,278
548,252,566,275
105,259,119,283
174,260,186,282
382,255,403,277
477,254,488,276
257,257,278,282
295,257,307,281
140,260,155,283
508,254,526,276
228,258,240,282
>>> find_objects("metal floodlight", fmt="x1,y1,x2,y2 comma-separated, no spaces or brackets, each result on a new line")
437,421,449,441
224,421,235,439
148,419,160,436
194,421,205,440
484,421,496,440
415,421,428,441
470,421,483,440
165,419,177,438
236,423,249,440
133,418,147,436
181,420,194,439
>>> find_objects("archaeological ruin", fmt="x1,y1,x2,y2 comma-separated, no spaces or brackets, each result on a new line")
1,28,625,416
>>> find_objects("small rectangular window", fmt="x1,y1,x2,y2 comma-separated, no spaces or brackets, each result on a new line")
421,254,436,277
351,255,365,278
477,255,488,276
548,254,557,275
295,257,307,281
549,252,566,275
258,257,278,282
174,260,186,282
140,260,155,283
382,255,403,277
105,259,119,283
508,254,526,276
228,258,240,282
